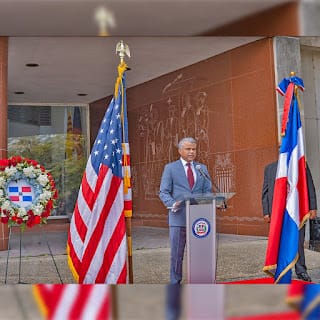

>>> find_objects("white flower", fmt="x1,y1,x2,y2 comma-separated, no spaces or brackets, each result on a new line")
0,177,5,188
1,200,12,211
33,204,44,216
37,174,49,186
0,189,3,197
39,190,52,201
4,166,17,176
23,166,35,178
17,207,27,218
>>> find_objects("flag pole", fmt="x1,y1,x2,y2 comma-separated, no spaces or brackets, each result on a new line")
110,285,119,319
116,40,133,284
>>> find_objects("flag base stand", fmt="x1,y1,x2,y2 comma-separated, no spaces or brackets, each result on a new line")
4,227,63,284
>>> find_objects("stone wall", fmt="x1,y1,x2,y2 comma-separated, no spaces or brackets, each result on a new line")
90,37,278,236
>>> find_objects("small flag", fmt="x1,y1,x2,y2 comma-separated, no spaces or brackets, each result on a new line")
7,183,34,205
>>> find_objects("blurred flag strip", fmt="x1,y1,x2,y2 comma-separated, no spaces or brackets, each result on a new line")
287,283,320,319
227,311,300,320
263,75,309,283
33,284,111,320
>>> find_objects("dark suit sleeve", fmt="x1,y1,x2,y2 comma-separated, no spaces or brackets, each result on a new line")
306,164,317,210
262,165,270,215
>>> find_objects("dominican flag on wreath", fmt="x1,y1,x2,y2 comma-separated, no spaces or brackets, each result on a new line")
7,180,34,208
263,75,310,283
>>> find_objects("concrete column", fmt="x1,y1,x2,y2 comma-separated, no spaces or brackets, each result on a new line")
0,37,9,250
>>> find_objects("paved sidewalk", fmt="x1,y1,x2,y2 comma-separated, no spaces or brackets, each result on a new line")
0,226,319,284
0,226,319,319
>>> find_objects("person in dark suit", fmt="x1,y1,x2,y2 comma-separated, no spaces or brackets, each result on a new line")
159,137,213,284
262,160,317,282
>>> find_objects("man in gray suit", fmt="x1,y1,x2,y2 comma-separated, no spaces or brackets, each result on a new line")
159,137,212,284
262,160,317,282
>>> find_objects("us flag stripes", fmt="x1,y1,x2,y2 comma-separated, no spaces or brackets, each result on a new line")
33,284,111,320
67,62,131,284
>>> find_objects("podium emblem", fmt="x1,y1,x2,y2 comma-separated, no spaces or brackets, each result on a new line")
192,218,210,238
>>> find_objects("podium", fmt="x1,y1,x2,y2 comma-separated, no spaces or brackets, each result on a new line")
185,192,235,284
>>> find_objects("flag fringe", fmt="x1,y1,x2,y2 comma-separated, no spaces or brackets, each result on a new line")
32,286,49,319
274,254,299,284
299,212,310,230
66,244,80,283
302,295,320,319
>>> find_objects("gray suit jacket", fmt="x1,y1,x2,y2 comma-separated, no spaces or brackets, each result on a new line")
262,160,317,216
159,160,213,227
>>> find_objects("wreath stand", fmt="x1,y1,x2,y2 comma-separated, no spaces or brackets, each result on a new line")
4,226,63,284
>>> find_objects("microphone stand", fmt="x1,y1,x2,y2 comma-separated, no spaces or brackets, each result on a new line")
196,166,227,210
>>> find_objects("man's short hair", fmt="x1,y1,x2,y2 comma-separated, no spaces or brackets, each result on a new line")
178,137,197,149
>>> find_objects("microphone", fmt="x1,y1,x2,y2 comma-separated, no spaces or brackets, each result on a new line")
195,164,211,181
196,164,227,210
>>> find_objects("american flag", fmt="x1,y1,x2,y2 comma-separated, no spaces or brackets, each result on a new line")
33,284,111,320
263,76,309,283
67,63,130,284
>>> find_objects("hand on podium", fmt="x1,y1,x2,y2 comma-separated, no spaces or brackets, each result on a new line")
172,201,182,212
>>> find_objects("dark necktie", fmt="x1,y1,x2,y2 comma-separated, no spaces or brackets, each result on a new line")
186,162,194,189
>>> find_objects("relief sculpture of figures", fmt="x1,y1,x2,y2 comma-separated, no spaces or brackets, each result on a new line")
195,91,210,158
180,93,195,138
133,73,237,202
164,97,179,163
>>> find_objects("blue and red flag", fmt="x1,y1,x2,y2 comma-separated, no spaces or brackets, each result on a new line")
287,283,320,319
263,75,310,283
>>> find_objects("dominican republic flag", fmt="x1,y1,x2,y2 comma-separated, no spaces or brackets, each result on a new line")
263,76,310,283
287,284,320,319
7,180,34,207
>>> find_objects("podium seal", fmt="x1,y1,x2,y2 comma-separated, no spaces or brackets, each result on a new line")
192,217,210,238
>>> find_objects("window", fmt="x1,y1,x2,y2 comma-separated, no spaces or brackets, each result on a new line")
8,105,88,218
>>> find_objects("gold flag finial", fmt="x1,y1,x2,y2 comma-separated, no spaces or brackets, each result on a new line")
116,40,131,64
290,71,295,77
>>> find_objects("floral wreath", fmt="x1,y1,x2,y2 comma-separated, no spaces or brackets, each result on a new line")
0,156,58,230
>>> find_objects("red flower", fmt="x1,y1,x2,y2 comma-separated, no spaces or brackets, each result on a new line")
1,217,9,224
26,218,34,228
0,159,9,168
34,216,41,225
46,200,53,210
